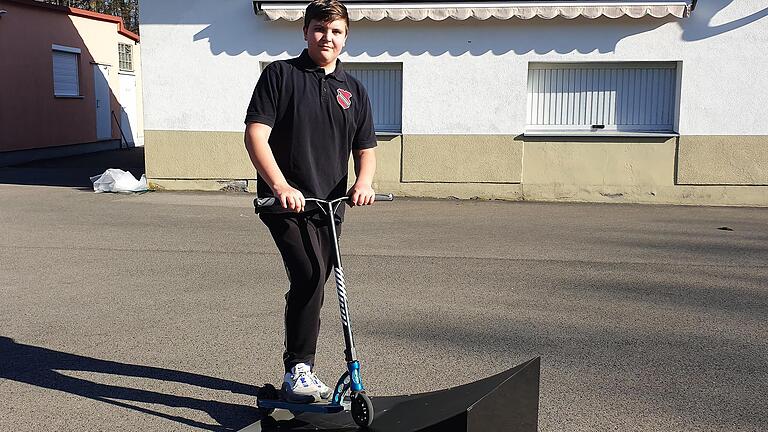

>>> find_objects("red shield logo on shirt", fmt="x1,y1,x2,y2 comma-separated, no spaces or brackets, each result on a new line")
336,88,352,110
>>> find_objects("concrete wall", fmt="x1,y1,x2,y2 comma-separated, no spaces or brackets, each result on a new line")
0,1,98,152
140,0,768,205
0,0,143,161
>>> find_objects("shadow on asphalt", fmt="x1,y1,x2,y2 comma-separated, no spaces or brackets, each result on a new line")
0,336,262,431
0,148,145,189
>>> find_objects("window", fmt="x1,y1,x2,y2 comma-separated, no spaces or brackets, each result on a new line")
118,43,134,72
345,63,402,134
52,44,81,97
526,62,679,135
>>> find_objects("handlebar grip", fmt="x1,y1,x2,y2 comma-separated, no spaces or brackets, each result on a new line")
375,193,394,201
255,197,276,209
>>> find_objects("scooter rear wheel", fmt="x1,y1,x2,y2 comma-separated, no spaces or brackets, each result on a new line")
351,392,374,428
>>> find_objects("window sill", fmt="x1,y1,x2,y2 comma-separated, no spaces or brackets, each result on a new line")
55,95,85,99
524,130,678,138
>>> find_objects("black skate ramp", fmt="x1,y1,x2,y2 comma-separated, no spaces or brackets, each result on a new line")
244,357,539,432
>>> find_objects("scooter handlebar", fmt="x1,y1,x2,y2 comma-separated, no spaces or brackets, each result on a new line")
255,193,394,210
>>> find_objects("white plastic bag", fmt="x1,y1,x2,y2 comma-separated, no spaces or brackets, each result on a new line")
90,169,148,193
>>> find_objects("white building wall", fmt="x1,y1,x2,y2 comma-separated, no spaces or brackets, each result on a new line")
140,0,768,136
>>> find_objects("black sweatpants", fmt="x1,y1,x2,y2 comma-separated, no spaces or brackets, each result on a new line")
260,211,340,373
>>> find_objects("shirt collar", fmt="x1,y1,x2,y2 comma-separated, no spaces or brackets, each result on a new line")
296,49,347,82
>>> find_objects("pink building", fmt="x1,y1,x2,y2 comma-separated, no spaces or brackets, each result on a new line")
0,0,143,165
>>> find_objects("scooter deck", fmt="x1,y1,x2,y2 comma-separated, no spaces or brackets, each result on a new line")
258,398,346,414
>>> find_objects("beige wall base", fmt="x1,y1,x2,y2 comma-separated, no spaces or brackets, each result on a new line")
521,138,676,186
150,178,766,207
677,136,768,185
150,177,525,200
145,130,768,207
148,178,252,193
522,184,768,207
145,130,254,179
402,135,522,183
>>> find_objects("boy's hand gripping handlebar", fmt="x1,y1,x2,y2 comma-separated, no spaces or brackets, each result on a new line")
254,193,394,213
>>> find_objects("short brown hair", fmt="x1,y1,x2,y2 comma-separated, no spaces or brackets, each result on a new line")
303,0,349,30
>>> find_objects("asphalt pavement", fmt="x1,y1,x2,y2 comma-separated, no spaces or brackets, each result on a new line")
0,149,766,431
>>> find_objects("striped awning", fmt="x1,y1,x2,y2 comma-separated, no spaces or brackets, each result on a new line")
254,1,693,21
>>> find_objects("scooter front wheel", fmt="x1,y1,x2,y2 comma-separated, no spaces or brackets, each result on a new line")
351,392,374,427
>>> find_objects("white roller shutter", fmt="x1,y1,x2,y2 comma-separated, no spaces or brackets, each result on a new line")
52,46,81,97
527,62,678,134
345,63,402,133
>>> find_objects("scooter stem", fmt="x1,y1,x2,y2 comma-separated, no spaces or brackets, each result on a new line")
325,201,358,363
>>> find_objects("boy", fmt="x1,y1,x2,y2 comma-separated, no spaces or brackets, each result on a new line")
244,0,377,402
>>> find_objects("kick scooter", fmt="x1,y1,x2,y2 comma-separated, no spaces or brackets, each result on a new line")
254,193,394,428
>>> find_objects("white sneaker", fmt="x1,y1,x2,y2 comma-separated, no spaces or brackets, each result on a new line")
310,369,333,400
282,363,332,402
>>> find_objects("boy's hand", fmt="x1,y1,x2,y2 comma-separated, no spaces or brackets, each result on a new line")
273,183,305,212
348,182,375,206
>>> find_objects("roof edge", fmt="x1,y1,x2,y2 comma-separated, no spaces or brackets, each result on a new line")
69,7,139,42
5,0,139,42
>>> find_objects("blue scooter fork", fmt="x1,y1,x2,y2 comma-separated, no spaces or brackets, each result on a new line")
348,360,364,392
331,361,365,405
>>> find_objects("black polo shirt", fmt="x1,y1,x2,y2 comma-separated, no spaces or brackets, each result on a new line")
245,50,377,216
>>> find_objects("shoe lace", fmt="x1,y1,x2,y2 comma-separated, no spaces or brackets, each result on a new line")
292,364,313,388
309,371,328,389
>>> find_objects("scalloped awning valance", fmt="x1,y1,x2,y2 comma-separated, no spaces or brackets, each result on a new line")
254,1,693,22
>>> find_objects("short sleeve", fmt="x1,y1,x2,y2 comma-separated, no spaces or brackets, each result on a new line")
245,63,281,126
353,87,377,150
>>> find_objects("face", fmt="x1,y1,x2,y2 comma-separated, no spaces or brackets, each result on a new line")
303,18,347,68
